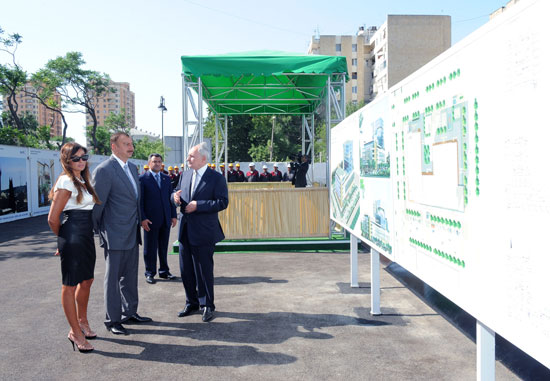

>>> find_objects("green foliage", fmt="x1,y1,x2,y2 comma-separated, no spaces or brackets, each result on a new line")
133,137,168,161
0,26,27,130
204,112,312,163
0,125,19,145
103,109,131,133
43,51,112,151
86,125,111,156
346,100,366,116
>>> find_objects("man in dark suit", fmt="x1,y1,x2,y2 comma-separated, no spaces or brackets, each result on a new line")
172,142,228,322
139,153,177,285
294,155,309,188
92,132,152,336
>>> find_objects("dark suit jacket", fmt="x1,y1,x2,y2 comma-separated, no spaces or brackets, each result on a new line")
92,156,142,250
139,171,176,228
172,168,229,247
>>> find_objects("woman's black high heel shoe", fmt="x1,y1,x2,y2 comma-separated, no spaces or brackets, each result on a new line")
68,333,94,353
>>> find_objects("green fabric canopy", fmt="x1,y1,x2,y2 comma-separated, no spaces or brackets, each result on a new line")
181,51,348,115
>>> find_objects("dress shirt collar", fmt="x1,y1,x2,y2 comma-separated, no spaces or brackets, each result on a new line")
112,154,128,169
195,164,207,177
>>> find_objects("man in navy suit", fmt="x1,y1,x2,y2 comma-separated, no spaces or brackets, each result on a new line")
140,153,177,284
172,142,228,322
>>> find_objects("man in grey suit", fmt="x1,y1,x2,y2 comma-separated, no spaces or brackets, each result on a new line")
92,132,152,335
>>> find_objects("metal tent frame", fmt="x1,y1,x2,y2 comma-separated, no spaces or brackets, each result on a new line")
181,72,346,188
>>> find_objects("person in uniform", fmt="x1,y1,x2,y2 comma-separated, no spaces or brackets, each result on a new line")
270,164,282,182
283,163,293,182
259,165,271,182
246,163,259,182
227,163,237,183
235,163,245,182
172,166,180,190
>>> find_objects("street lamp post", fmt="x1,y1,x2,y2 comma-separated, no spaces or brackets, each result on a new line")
158,96,167,159
270,115,275,162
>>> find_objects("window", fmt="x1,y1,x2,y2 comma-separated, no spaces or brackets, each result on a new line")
352,44,357,52
352,72,358,80
352,86,358,94
352,58,357,66
335,43,341,52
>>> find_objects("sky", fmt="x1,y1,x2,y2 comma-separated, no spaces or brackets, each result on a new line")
1,0,508,146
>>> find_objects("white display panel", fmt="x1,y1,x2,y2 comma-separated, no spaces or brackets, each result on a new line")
331,95,394,260
331,0,550,369
0,145,31,223
29,148,62,216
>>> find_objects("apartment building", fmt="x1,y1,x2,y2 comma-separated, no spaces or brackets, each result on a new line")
3,83,63,136
308,15,451,105
87,81,135,129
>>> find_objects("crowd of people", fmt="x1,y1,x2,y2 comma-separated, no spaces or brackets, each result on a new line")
142,154,310,188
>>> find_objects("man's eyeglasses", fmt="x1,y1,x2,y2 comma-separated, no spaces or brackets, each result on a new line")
70,155,89,163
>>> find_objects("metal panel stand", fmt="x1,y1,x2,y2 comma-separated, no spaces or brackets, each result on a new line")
476,321,495,381
370,248,381,315
350,234,359,287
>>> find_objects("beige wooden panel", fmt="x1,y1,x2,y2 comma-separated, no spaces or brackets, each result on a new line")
219,188,329,239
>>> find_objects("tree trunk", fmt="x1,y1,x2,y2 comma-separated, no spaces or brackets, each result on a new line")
90,110,98,152
60,112,68,145
6,93,22,130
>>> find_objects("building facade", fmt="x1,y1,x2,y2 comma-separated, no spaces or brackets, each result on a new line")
87,81,135,129
3,83,63,136
308,15,451,105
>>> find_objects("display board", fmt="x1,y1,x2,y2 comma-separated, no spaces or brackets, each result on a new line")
0,148,148,223
331,0,549,368
330,95,394,260
0,145,31,223
28,148,62,216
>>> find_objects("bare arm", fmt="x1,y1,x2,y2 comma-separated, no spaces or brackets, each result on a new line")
47,189,71,236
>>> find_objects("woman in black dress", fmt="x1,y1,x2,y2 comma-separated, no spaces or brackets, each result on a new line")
48,142,101,353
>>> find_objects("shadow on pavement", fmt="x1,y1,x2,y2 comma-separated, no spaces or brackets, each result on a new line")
215,276,288,285
117,311,395,346
93,339,297,366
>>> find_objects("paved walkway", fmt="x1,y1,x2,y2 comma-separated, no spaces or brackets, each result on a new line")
0,215,519,380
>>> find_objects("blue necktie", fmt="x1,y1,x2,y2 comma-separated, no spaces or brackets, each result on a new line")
123,163,138,198
154,173,161,188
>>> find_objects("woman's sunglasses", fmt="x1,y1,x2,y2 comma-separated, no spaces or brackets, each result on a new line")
70,155,89,163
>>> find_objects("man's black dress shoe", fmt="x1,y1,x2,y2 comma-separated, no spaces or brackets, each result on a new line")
146,276,155,284
126,313,152,324
106,323,128,335
178,304,200,317
202,307,214,322
159,272,177,280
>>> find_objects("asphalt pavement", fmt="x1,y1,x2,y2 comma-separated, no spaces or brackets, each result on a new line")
0,215,519,380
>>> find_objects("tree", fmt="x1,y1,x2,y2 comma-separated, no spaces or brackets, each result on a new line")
0,26,26,130
133,137,167,161
29,68,70,144
103,109,131,133
43,52,112,152
346,100,366,116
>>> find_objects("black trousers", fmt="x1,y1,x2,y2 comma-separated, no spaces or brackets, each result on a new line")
179,223,215,309
143,222,171,277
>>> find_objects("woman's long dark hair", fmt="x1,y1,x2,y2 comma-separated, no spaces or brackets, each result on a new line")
48,142,101,205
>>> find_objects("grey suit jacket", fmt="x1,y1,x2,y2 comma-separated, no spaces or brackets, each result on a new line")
92,155,142,250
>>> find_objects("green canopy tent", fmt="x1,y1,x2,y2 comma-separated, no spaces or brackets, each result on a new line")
180,51,348,186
